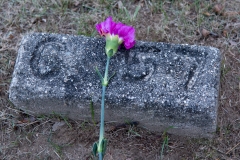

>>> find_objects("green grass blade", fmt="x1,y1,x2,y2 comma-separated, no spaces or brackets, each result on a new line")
133,5,141,21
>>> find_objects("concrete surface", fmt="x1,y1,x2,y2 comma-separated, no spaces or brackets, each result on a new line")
9,33,221,137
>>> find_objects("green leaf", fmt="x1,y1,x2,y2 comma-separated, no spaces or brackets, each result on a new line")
99,139,107,156
108,72,116,82
95,67,103,80
97,138,108,155
92,142,98,157
100,139,107,156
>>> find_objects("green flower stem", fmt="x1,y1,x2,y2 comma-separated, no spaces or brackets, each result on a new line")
99,85,106,145
102,56,110,86
99,153,103,160
98,56,111,159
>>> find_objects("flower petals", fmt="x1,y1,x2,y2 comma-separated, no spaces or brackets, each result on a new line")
96,17,115,36
96,17,135,49
117,25,135,49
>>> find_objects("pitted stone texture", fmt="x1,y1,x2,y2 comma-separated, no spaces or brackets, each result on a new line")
9,33,221,137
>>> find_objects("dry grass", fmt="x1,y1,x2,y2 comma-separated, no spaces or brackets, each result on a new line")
0,0,239,159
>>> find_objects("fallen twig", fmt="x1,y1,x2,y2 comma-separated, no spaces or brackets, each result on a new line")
226,142,240,155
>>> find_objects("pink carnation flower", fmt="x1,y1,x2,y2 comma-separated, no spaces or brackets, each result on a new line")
96,17,135,50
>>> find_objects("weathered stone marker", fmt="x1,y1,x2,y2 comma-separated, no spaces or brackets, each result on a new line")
9,33,221,137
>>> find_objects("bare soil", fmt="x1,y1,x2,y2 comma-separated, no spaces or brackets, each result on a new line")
0,0,239,159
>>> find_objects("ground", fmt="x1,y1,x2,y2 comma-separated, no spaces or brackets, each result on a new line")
0,0,239,159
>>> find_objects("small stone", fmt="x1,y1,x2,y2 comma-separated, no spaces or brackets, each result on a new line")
52,121,66,132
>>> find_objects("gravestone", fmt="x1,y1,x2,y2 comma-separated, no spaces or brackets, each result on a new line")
9,33,221,137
